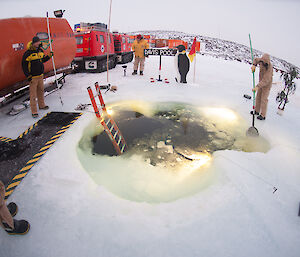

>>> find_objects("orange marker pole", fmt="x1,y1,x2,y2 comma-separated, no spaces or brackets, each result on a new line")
87,87,101,119
95,82,107,112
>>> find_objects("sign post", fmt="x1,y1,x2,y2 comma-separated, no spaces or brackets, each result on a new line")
144,48,177,82
158,54,162,81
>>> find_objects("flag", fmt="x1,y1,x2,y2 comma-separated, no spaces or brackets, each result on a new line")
188,37,197,62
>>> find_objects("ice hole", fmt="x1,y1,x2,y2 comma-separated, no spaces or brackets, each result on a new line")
77,102,270,203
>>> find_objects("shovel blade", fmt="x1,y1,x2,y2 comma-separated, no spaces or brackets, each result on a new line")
277,109,284,116
246,126,259,137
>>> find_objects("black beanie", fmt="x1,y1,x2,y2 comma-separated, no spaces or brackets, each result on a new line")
176,44,186,52
32,36,40,44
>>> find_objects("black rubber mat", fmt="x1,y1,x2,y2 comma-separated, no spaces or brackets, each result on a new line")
0,112,81,187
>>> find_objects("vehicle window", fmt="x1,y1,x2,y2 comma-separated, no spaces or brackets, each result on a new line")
96,35,98,41
122,37,126,44
109,36,112,44
37,32,49,40
76,36,83,45
100,35,104,43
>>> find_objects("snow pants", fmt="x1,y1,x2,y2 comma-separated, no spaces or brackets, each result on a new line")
0,181,14,229
179,71,188,83
133,57,145,72
29,75,46,114
255,86,271,117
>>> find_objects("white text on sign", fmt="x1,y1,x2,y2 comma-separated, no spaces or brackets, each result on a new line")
144,48,178,56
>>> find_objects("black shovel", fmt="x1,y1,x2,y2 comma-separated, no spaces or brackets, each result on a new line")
246,34,259,137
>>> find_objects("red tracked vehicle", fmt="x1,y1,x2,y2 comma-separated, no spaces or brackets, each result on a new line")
73,23,133,72
112,32,133,64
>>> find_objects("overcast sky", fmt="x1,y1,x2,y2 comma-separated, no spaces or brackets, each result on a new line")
1,0,300,67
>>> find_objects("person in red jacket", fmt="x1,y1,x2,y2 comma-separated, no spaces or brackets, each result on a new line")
22,36,53,118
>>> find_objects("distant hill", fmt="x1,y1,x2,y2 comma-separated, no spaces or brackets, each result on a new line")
130,30,299,74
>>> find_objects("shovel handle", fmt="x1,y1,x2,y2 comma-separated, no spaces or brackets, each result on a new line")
249,34,256,107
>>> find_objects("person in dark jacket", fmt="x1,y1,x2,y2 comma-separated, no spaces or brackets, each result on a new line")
22,36,53,118
175,45,190,83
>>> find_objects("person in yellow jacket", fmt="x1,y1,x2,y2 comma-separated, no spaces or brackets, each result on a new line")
22,36,53,118
132,34,149,75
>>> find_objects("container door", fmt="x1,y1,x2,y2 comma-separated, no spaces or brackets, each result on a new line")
122,36,126,53
75,35,84,56
113,35,121,53
109,34,115,54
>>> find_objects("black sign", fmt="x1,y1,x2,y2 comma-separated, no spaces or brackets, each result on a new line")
144,48,177,56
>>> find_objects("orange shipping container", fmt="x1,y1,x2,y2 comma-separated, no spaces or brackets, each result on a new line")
196,42,201,52
168,39,188,49
155,39,169,48
129,35,151,44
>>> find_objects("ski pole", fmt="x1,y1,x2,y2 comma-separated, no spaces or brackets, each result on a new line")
46,11,64,106
249,34,255,126
106,0,113,83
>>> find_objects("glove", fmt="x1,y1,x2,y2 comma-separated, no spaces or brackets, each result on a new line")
27,75,32,82
110,85,118,92
252,86,258,92
251,65,256,73
49,51,54,57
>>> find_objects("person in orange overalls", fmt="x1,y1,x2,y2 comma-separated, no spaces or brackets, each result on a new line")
251,53,273,120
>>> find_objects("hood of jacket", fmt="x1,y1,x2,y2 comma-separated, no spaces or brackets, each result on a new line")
27,41,41,51
27,41,34,50
261,53,271,66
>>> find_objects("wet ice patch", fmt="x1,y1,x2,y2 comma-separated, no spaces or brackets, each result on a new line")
77,102,270,203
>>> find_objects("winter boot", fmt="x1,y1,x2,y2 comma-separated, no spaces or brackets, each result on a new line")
257,115,266,120
7,202,18,217
2,219,30,235
140,71,144,76
132,70,137,75
250,110,259,115
40,105,49,110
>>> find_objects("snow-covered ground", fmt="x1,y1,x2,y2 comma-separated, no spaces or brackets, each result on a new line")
0,54,300,257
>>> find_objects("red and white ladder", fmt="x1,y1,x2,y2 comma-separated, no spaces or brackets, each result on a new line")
87,82,127,155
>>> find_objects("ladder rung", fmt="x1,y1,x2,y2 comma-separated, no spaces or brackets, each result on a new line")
106,119,111,126
109,124,114,132
121,144,126,153
117,136,122,145
114,131,118,139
